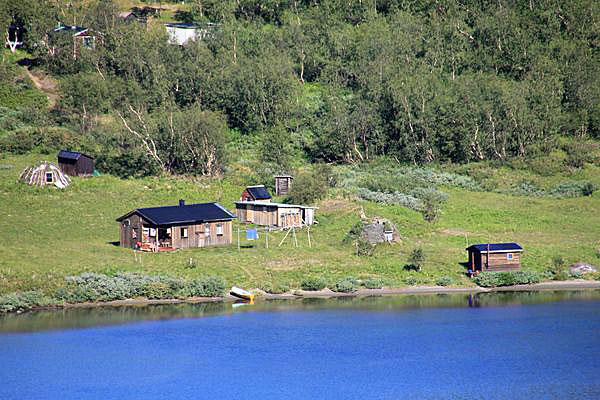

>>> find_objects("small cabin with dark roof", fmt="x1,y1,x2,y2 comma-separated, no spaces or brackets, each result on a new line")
241,185,272,202
466,243,523,272
57,150,95,176
116,201,236,250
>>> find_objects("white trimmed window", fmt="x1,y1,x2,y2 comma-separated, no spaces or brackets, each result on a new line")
216,223,223,236
181,227,188,238
507,253,513,260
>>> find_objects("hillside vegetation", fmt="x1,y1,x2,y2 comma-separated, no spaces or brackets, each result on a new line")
1,1,599,303
1,153,599,297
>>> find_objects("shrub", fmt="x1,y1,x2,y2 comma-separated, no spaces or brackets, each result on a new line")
261,282,290,294
472,272,501,288
405,248,425,271
548,181,597,198
403,276,418,286
363,278,384,289
473,271,542,287
356,238,375,256
301,277,327,291
287,170,328,205
186,276,226,297
333,277,358,293
435,276,452,287
0,291,50,313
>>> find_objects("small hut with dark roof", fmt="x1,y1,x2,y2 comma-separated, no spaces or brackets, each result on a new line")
116,201,236,250
241,185,272,202
466,243,523,272
57,150,95,176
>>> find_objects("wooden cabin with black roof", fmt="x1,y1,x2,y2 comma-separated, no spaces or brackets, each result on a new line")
241,185,272,202
116,201,235,250
466,243,523,272
57,150,95,176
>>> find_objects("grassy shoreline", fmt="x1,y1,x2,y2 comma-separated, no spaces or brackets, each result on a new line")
1,153,599,307
9,280,600,315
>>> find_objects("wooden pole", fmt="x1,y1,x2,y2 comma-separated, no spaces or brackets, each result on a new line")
278,227,292,247
293,227,298,247
266,227,269,249
237,227,240,251
307,226,311,248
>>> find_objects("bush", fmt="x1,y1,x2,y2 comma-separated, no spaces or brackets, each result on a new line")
301,277,327,291
473,271,542,287
287,169,328,205
435,276,452,286
333,277,358,293
548,181,597,198
0,291,50,313
403,276,418,286
356,238,375,256
405,248,425,271
363,278,384,289
260,281,290,294
186,276,226,297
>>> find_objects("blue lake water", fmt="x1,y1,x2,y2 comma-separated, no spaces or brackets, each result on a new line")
1,291,600,399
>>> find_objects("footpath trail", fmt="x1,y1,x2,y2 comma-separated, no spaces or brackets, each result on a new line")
24,67,59,108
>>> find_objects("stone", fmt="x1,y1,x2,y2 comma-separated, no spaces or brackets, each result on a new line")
569,263,597,274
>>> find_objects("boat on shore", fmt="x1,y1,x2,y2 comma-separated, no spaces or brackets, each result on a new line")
230,286,255,302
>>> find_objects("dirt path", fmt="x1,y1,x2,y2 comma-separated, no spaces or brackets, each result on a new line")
24,67,59,108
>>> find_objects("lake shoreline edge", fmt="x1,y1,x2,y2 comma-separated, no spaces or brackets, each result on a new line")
23,279,600,313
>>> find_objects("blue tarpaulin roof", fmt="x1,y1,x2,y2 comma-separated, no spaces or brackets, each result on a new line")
466,243,523,252
117,203,236,226
246,186,271,200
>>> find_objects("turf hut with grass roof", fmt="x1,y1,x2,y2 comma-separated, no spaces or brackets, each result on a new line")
117,201,236,251
466,243,523,272
19,161,71,189
241,185,272,202
57,150,95,176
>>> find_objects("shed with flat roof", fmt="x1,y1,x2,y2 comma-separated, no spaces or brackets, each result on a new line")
466,243,523,272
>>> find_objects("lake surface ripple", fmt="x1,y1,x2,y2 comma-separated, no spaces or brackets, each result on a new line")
1,290,599,399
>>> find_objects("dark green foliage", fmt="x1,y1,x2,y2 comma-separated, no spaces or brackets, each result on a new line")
473,271,542,288
0,290,50,313
260,281,290,294
56,273,225,303
356,238,375,257
300,277,327,291
403,276,418,286
185,276,226,297
333,277,358,293
435,276,452,287
362,277,384,289
405,248,425,272
286,169,328,205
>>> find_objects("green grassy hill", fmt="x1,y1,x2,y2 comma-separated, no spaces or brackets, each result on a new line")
1,153,599,296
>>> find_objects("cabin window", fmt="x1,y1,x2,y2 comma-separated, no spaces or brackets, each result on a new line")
123,220,130,227
46,172,53,182
216,223,223,236
507,253,513,260
181,227,188,238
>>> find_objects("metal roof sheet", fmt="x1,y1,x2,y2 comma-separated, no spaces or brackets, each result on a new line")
117,202,236,225
58,150,94,161
246,185,271,200
466,243,523,252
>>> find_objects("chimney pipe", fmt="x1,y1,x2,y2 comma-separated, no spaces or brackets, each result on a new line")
179,199,185,206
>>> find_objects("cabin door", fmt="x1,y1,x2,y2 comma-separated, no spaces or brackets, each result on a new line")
197,232,205,247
